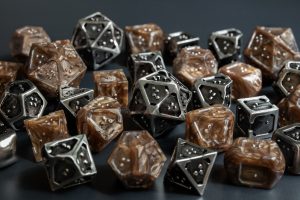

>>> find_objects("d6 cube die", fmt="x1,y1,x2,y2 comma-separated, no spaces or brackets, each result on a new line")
272,123,300,174
192,73,232,108
165,138,217,196
236,95,278,139
42,134,97,191
0,121,17,168
208,28,243,66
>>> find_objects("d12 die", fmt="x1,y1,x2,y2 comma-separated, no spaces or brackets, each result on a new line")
42,134,97,191
0,120,17,168
192,73,232,108
165,138,217,196
72,12,124,70
236,95,279,139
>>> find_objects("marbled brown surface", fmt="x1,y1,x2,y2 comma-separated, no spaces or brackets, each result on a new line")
26,40,86,98
224,138,285,189
24,110,70,162
185,105,235,151
173,46,218,88
244,26,300,81
125,23,164,54
0,61,22,95
77,96,123,152
107,130,166,188
278,85,300,126
219,62,262,99
10,26,51,62
93,69,128,107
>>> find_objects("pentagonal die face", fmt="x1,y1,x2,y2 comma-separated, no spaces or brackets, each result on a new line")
72,12,123,69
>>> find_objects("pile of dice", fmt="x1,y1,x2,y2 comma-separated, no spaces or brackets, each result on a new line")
1,11,300,195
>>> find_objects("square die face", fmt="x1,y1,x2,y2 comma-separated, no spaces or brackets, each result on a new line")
252,114,276,136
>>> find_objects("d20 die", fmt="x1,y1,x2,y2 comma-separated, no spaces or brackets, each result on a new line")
0,120,17,168
76,96,123,152
236,95,279,139
165,138,217,196
108,130,166,188
0,79,47,130
192,73,232,109
129,70,192,137
128,51,166,83
24,110,70,162
72,12,124,70
42,134,97,191
208,28,243,66
272,123,300,174
27,40,87,98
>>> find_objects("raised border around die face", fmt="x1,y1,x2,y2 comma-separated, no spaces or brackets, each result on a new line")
236,95,278,139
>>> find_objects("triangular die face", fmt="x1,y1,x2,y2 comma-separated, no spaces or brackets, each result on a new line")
131,113,152,131
166,162,194,191
159,93,181,117
214,37,236,55
179,89,191,110
129,89,147,112
152,116,179,137
73,28,88,48
92,48,113,66
175,138,208,160
95,25,117,50
83,21,106,43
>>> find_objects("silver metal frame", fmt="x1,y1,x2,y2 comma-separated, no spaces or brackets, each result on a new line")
0,127,17,168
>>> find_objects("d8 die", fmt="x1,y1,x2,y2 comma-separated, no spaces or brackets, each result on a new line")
0,61,22,95
72,12,124,70
165,138,217,196
0,121,17,168
192,73,232,108
273,123,300,174
42,134,97,191
164,32,199,64
275,60,300,96
0,80,47,130
128,51,166,84
93,69,128,107
24,110,70,162
236,95,278,139
129,70,192,137
208,28,243,66
244,26,300,80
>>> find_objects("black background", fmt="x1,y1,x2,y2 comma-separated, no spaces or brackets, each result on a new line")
1,0,300,200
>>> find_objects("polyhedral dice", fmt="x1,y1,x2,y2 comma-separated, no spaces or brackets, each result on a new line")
236,95,278,139
77,96,123,152
10,26,51,62
42,134,97,191
173,46,218,88
185,105,235,151
27,40,87,98
0,61,22,95
59,86,94,117
129,70,192,137
24,110,70,162
107,130,166,188
72,12,124,70
219,62,262,99
192,73,232,108
128,51,166,84
224,138,285,189
0,79,47,130
277,85,300,126
274,60,300,96
93,69,128,107
125,23,164,54
244,26,300,80
208,28,243,66
273,123,300,174
164,32,199,64
0,121,17,168
165,138,217,196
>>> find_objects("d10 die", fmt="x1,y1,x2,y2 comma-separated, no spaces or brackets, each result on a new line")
108,130,166,188
128,51,166,84
0,80,47,130
129,70,192,137
42,134,97,191
0,121,17,168
273,123,300,174
192,73,232,108
236,95,278,139
275,60,300,96
72,12,124,70
27,40,87,98
165,138,217,196
0,61,22,95
208,28,243,66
